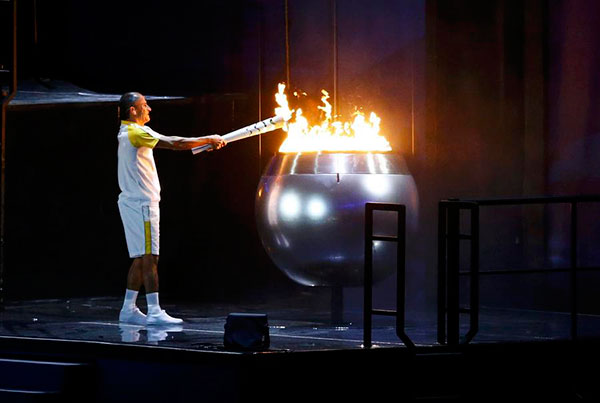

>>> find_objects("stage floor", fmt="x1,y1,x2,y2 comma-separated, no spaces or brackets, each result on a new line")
1,294,598,352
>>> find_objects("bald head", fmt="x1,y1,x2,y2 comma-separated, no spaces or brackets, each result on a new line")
119,92,142,121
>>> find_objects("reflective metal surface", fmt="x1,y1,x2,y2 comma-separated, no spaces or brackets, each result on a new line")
256,152,419,287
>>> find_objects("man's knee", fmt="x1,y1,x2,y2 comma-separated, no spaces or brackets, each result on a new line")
141,254,159,266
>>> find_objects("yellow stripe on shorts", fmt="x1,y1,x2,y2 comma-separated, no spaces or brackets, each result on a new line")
144,219,152,255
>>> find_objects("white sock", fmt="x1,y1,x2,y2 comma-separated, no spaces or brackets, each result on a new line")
122,289,139,311
146,292,161,315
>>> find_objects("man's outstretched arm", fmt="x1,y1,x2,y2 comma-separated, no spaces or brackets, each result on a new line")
156,135,226,151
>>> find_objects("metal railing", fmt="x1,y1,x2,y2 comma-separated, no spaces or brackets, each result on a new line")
363,202,414,349
437,195,600,346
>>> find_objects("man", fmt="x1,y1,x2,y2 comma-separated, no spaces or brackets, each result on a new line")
117,92,226,325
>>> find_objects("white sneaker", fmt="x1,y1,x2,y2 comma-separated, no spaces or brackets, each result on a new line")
146,309,183,325
119,307,147,325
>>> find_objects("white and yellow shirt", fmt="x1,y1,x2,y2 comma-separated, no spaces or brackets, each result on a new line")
117,120,166,204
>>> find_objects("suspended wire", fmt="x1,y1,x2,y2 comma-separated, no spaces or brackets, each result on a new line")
284,0,291,89
332,0,338,117
258,2,263,177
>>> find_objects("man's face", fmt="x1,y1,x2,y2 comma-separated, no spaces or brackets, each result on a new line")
131,95,151,125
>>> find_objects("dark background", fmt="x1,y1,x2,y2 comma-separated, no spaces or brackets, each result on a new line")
2,0,600,317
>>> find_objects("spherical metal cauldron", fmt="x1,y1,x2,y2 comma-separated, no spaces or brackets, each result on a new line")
255,152,419,287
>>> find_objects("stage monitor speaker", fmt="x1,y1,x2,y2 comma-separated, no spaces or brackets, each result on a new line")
224,313,270,351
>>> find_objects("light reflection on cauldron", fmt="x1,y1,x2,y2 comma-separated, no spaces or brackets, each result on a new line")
256,152,418,287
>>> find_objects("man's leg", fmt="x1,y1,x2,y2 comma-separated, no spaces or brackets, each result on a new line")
141,254,159,293
126,257,144,290
119,258,148,324
142,254,183,325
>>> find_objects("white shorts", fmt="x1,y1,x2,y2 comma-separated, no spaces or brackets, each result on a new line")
118,199,160,258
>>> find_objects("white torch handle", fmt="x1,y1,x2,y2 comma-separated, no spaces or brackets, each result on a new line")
192,115,285,154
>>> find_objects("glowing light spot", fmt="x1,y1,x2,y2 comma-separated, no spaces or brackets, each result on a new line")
363,175,391,196
307,197,327,220
280,192,301,219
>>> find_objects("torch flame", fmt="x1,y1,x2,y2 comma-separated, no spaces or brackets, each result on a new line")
274,83,392,153
274,83,293,122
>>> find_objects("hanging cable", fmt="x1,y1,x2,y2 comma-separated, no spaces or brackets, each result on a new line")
284,0,291,88
258,2,263,177
332,0,338,117
411,40,415,155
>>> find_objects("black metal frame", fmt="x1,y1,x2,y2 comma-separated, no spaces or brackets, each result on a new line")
437,195,600,346
363,202,414,349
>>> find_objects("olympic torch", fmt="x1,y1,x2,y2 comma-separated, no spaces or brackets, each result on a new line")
191,115,285,154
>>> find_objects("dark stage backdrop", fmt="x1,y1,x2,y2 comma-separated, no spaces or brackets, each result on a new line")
16,1,253,95
5,0,600,315
426,0,600,313
546,0,600,314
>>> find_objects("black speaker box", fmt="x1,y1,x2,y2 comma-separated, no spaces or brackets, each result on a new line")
223,313,270,351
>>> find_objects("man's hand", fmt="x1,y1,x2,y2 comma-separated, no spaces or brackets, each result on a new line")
206,135,227,151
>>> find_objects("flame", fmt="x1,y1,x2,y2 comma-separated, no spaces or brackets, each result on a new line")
274,83,392,153
274,83,293,122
